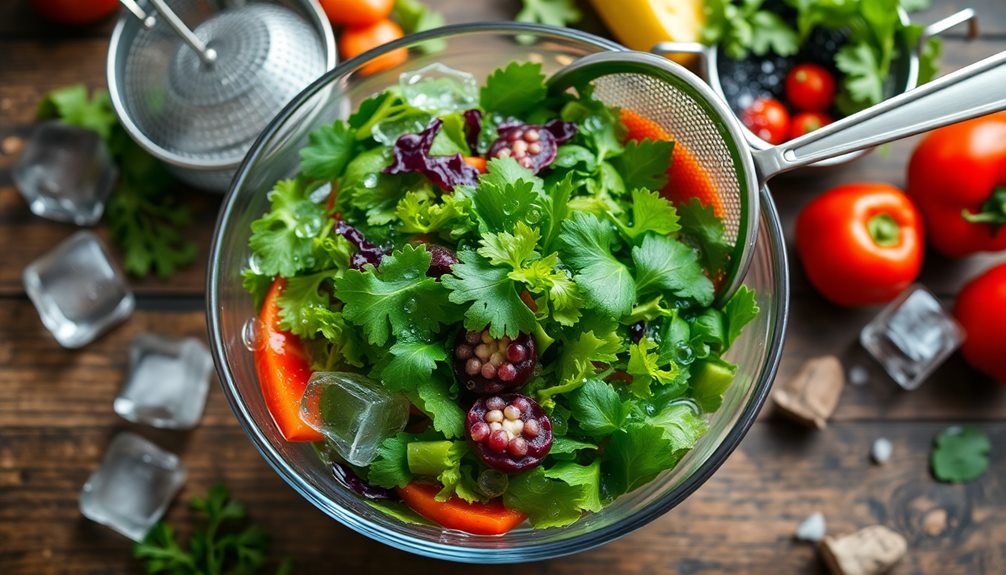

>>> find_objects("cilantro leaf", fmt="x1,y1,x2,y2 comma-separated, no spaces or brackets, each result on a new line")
543,459,602,512
299,120,356,180
702,0,797,59
749,10,799,57
504,467,589,528
835,41,884,113
931,425,991,483
569,379,632,438
724,286,759,350
468,157,543,233
396,190,474,239
38,85,117,139
368,433,413,488
477,221,540,269
406,441,481,502
559,212,636,319
646,402,708,450
510,253,584,327
409,373,465,438
442,250,537,338
677,198,731,277
343,147,415,226
380,341,448,391
632,233,714,306
277,270,339,337
558,329,621,385
560,94,624,163
301,307,368,368
516,0,582,28
612,139,674,192
626,337,682,398
248,178,327,278
603,423,680,497
610,188,681,241
540,172,574,253
550,436,598,456
335,244,456,346
479,62,547,117
393,0,447,54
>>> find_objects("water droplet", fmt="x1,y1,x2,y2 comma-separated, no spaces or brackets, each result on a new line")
403,298,418,314
674,341,695,365
309,182,332,204
362,174,379,189
247,253,264,275
294,215,323,238
242,318,265,352
526,207,542,224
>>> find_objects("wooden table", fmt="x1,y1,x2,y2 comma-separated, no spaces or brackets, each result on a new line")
2,1,1005,573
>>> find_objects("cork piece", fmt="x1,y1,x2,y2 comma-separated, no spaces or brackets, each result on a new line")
820,525,908,575
772,355,845,428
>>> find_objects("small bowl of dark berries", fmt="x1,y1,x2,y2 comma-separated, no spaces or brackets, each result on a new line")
654,0,975,166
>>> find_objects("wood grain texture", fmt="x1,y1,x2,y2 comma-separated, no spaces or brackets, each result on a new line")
1,0,1005,573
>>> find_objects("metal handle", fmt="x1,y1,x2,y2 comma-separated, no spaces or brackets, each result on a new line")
118,0,156,27
651,41,712,78
918,8,979,52
753,49,1006,181
143,0,217,64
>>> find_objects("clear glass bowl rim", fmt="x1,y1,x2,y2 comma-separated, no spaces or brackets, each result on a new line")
206,21,790,563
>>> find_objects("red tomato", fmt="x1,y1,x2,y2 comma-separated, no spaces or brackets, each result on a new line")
339,19,407,75
741,97,790,145
318,0,394,27
29,0,117,26
955,263,1006,384
789,111,833,140
796,183,924,307
255,279,322,442
785,63,836,112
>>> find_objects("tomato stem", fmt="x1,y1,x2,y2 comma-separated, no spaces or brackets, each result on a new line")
961,186,1006,227
868,213,900,247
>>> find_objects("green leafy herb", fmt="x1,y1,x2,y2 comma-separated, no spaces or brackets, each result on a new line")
369,433,413,488
134,485,288,575
559,212,636,319
393,0,447,54
677,198,731,278
442,250,537,338
569,379,632,438
380,341,448,391
724,286,759,350
632,233,714,306
609,188,680,241
701,0,798,60
409,374,466,438
603,423,681,497
931,425,991,483
335,244,457,346
626,337,682,398
612,139,674,193
299,120,356,180
504,467,594,528
468,157,543,233
479,62,548,117
248,178,328,278
516,0,582,28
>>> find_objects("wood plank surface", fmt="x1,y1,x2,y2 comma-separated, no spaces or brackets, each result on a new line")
1,0,1005,574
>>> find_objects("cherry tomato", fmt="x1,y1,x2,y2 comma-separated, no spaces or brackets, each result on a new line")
785,63,836,112
29,0,117,26
789,111,833,139
318,0,394,27
741,97,790,145
339,19,407,76
796,183,924,307
955,263,1006,384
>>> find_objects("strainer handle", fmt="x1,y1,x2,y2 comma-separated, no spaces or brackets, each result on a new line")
753,49,1006,181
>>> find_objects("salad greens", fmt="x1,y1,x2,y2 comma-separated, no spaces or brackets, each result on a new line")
701,0,941,114
244,62,759,529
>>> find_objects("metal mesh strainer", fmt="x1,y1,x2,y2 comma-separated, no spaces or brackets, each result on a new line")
108,0,336,191
548,49,1006,302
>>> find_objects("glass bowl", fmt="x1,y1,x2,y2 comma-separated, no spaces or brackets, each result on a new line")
207,22,789,563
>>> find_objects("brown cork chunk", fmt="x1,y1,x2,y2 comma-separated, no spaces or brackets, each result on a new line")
820,525,908,575
772,355,845,428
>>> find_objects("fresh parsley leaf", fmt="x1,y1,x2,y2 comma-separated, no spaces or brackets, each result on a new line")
550,436,598,456
543,459,603,512
632,233,714,306
558,212,636,319
603,422,680,497
677,198,731,277
610,188,681,241
380,341,448,391
277,270,339,337
558,329,622,385
569,379,632,438
248,178,327,278
335,244,456,346
504,467,590,528
343,147,416,226
931,425,991,483
410,375,466,438
510,253,584,327
560,94,624,163
368,433,413,488
647,402,708,450
37,85,117,139
749,10,799,56
835,41,884,113
540,172,574,253
393,0,447,54
442,250,537,338
690,308,727,358
135,485,285,575
468,157,543,233
626,337,682,398
479,62,547,117
553,144,596,170
301,307,368,368
396,191,474,239
612,139,674,192
299,121,356,180
724,286,759,350
702,0,797,59
516,0,582,28
406,441,481,502
477,221,541,269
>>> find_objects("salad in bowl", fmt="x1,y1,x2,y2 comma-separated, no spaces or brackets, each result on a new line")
240,59,760,534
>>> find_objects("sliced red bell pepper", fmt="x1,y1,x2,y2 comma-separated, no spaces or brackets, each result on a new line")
397,482,526,535
619,108,723,218
463,156,487,173
255,278,322,442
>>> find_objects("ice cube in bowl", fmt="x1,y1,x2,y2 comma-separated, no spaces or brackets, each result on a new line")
207,23,788,562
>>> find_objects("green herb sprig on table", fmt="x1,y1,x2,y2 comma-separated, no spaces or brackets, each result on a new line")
134,485,291,575
37,85,196,278
701,0,941,115
931,425,991,483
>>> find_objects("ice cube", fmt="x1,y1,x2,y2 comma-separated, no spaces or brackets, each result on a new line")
399,63,478,114
23,231,134,348
79,432,186,542
860,285,963,390
12,121,117,226
795,511,827,542
299,372,409,466
114,334,214,429
871,437,893,465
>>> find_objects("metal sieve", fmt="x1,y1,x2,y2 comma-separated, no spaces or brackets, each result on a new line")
107,0,336,192
548,48,1006,303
